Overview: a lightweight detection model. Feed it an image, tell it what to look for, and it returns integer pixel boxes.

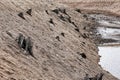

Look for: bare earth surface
[58,0,120,16]
[0,0,118,80]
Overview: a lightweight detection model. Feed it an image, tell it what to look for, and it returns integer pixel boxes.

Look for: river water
[99,46,120,79]
[89,14,120,79]
[97,27,120,41]
[98,27,120,79]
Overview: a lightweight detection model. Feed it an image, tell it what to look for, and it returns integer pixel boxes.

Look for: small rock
[18,12,26,20]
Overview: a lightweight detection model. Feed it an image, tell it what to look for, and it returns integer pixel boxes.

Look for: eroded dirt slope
[0,0,118,80]
[58,0,120,16]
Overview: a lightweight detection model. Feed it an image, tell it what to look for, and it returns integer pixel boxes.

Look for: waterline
[98,46,120,79]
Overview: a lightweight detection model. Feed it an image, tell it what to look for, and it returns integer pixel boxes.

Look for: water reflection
[98,27,120,79]
[98,47,120,79]
[89,14,120,79]
[97,27,120,41]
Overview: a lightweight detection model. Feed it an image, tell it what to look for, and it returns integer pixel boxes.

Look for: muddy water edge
[89,14,120,79]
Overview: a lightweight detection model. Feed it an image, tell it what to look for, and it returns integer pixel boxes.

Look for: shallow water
[97,27,120,41]
[97,27,120,79]
[90,14,120,79]
[98,20,120,28]
[89,14,120,28]
[98,47,120,79]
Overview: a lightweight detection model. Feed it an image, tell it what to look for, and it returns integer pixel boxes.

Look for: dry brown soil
[0,0,118,80]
